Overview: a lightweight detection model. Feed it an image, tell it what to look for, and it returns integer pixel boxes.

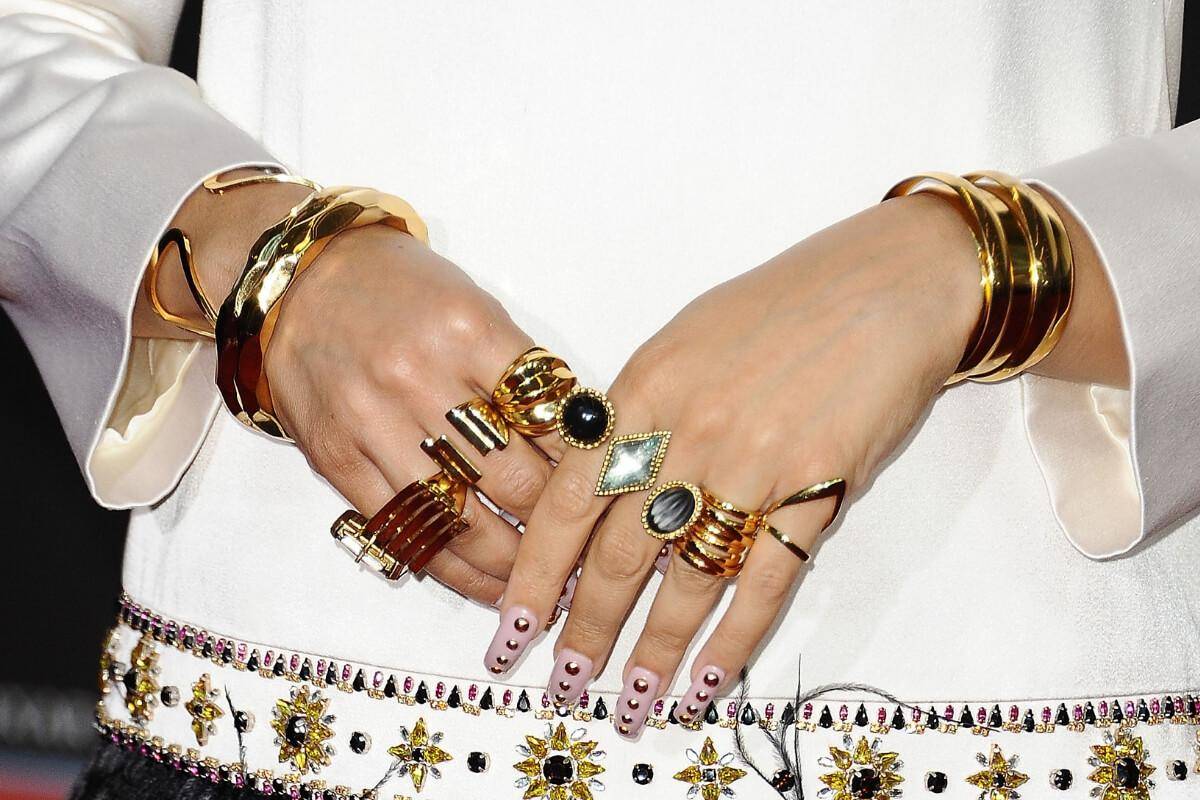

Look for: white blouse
[2,0,1199,778]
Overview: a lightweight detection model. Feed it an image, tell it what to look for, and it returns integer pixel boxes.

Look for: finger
[545,495,661,709]
[361,434,522,581]
[613,550,727,737]
[420,547,506,607]
[678,497,831,718]
[313,439,507,602]
[453,424,554,523]
[486,399,658,675]
[445,491,522,580]
[545,430,707,708]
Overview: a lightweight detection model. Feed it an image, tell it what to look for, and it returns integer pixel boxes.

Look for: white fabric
[2,0,1200,780]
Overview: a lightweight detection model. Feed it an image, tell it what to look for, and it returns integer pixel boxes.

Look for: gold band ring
[330,436,482,579]
[672,489,758,578]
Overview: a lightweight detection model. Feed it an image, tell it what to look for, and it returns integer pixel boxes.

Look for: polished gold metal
[640,480,704,541]
[143,167,319,339]
[216,185,429,439]
[491,346,577,435]
[759,477,847,563]
[883,172,1013,383]
[557,386,616,450]
[884,170,1074,386]
[673,489,758,578]
[964,172,1074,381]
[144,228,219,338]
[446,397,511,455]
[330,436,481,579]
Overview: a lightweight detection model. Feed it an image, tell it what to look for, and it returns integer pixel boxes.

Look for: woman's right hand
[142,172,566,605]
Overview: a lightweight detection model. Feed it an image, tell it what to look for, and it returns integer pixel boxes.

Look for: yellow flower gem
[514,722,606,800]
[388,717,452,793]
[818,735,904,800]
[271,686,335,774]
[123,634,160,725]
[184,673,224,746]
[673,736,747,800]
[1088,729,1156,800]
[965,744,1029,799]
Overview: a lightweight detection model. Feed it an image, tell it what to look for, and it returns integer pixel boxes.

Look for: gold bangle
[215,186,428,439]
[143,167,318,338]
[883,173,1013,383]
[144,227,218,339]
[964,172,1073,381]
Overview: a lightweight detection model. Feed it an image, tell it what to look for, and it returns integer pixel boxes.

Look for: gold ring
[490,347,577,436]
[330,436,482,579]
[446,397,510,455]
[760,477,847,563]
[556,386,616,450]
[672,489,758,578]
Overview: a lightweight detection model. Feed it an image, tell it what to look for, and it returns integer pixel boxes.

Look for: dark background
[0,1,1197,795]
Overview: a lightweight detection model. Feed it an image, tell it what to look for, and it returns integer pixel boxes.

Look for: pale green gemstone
[597,433,668,494]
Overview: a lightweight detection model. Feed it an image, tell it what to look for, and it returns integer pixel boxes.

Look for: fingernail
[653,545,672,574]
[677,665,725,724]
[484,606,538,675]
[547,649,592,708]
[614,667,660,739]
[556,571,579,612]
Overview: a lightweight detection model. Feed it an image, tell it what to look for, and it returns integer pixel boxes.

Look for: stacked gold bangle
[883,171,1074,384]
[215,184,428,439]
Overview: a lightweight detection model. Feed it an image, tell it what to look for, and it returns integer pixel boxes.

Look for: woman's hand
[140,172,568,605]
[488,193,986,735]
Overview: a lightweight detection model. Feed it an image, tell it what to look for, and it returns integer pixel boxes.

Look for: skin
[493,190,1128,738]
[141,169,1128,738]
[138,170,568,606]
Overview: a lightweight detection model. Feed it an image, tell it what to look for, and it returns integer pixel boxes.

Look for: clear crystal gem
[596,433,669,494]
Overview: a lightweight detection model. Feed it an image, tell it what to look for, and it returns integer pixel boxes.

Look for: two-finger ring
[329,436,482,579]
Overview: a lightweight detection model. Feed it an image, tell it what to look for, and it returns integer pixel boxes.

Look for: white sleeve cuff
[91,337,219,508]
[1021,120,1200,558]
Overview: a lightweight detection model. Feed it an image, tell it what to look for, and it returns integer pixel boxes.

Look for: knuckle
[682,400,731,442]
[494,460,546,516]
[751,561,797,607]
[639,625,694,661]
[589,529,650,585]
[305,436,364,483]
[562,610,614,652]
[670,559,724,595]
[440,296,494,347]
[367,346,423,394]
[745,424,783,457]
[545,467,597,524]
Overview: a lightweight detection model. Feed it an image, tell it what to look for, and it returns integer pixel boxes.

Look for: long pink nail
[614,667,660,739]
[547,649,592,707]
[677,665,725,724]
[484,606,538,675]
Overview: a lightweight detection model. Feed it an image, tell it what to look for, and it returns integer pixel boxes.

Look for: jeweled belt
[97,594,1200,798]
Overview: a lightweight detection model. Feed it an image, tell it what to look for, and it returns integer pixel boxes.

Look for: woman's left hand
[486,192,985,737]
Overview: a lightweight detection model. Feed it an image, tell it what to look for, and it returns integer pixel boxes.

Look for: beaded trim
[113,592,1200,738]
